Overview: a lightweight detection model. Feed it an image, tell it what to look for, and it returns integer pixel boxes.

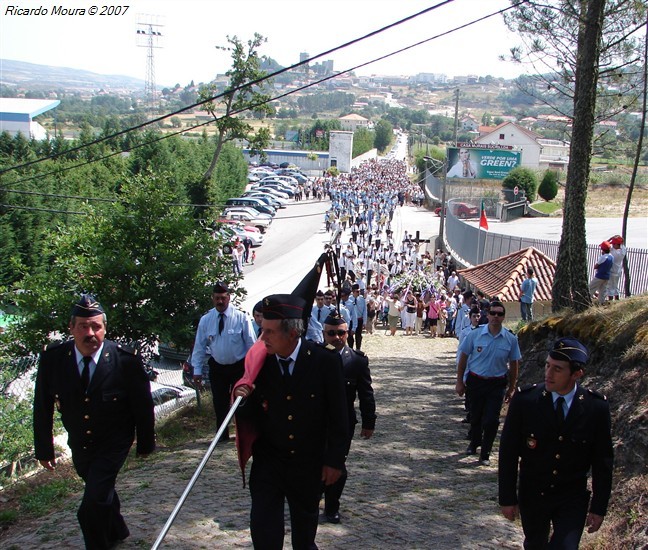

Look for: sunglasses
[326,330,347,337]
[489,311,505,317]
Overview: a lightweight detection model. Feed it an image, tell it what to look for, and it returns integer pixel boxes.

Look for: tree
[502,167,539,201]
[6,173,238,357]
[198,34,273,207]
[538,170,560,201]
[353,127,375,157]
[551,0,607,311]
[374,119,393,153]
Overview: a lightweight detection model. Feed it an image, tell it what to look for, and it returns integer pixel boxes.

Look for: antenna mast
[136,14,164,116]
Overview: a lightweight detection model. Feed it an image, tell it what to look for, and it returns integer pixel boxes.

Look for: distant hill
[0,59,146,93]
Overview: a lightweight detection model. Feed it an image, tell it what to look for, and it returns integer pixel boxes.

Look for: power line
[1,1,528,194]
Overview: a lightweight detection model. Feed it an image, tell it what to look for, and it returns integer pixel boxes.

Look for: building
[0,98,60,140]
[339,113,371,132]
[476,121,570,170]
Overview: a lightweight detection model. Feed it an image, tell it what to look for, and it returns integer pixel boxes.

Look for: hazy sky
[1,0,528,87]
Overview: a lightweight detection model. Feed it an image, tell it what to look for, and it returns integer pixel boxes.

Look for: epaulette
[116,343,138,356]
[586,388,607,400]
[43,340,66,351]
[323,343,337,352]
[351,348,366,357]
[517,383,537,392]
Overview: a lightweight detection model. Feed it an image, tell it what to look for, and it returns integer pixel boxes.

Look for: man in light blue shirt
[519,267,538,322]
[349,284,367,351]
[191,282,256,442]
[306,291,333,343]
[456,301,520,466]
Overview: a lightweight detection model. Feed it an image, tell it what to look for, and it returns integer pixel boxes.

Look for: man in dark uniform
[33,295,155,549]
[233,294,348,550]
[321,312,376,524]
[498,337,614,549]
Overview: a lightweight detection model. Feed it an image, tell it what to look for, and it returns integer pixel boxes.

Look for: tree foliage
[374,119,393,153]
[5,173,238,356]
[538,170,560,201]
[502,167,539,202]
[352,127,375,157]
[198,33,273,203]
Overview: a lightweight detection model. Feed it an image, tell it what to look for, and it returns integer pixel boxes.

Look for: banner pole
[151,395,243,550]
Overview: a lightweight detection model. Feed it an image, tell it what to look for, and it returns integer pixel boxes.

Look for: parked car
[150,381,195,417]
[252,181,295,197]
[224,197,276,216]
[249,186,291,201]
[243,191,287,207]
[260,175,298,188]
[435,202,479,219]
[223,210,272,233]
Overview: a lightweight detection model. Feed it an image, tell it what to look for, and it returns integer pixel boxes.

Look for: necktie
[218,313,225,335]
[278,358,291,381]
[555,396,565,427]
[81,356,91,391]
[317,308,321,322]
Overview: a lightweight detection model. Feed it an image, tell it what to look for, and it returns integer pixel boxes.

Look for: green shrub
[538,170,559,201]
[502,167,539,202]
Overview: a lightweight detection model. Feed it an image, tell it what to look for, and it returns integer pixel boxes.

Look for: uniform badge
[526,437,537,449]
[477,346,483,353]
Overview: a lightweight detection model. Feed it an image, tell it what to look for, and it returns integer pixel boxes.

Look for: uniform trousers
[323,428,354,515]
[348,319,364,350]
[465,373,507,459]
[72,445,131,550]
[519,487,590,549]
[249,454,322,550]
[208,358,245,441]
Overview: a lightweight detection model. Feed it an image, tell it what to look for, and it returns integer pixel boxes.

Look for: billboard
[446,147,521,180]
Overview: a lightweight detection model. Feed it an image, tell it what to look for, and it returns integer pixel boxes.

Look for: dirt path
[2,330,526,549]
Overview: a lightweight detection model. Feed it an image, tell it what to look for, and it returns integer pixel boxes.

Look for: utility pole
[453,88,460,146]
[136,14,164,116]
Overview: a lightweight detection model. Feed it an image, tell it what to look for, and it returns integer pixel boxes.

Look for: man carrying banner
[233,294,348,550]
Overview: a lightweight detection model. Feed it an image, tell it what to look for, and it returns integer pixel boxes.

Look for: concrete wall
[329,131,354,173]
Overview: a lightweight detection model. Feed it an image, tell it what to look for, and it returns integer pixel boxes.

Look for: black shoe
[325,512,340,524]
[465,445,477,455]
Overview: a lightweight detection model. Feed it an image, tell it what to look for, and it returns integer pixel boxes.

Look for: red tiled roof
[457,247,556,302]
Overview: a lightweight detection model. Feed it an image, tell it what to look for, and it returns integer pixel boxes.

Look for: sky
[1,0,528,88]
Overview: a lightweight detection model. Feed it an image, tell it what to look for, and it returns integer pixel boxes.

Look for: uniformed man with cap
[233,294,348,550]
[190,281,256,442]
[498,337,614,549]
[321,311,376,524]
[33,294,155,549]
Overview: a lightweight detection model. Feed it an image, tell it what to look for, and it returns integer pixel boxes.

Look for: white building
[339,113,371,132]
[476,121,570,170]
[0,98,60,140]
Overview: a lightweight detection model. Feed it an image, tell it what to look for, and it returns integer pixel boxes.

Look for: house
[461,115,479,132]
[475,121,570,170]
[339,113,371,132]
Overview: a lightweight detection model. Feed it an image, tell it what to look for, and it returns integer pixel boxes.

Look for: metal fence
[424,169,648,296]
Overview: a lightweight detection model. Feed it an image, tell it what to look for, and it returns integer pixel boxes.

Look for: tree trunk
[622,13,648,297]
[552,0,607,312]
